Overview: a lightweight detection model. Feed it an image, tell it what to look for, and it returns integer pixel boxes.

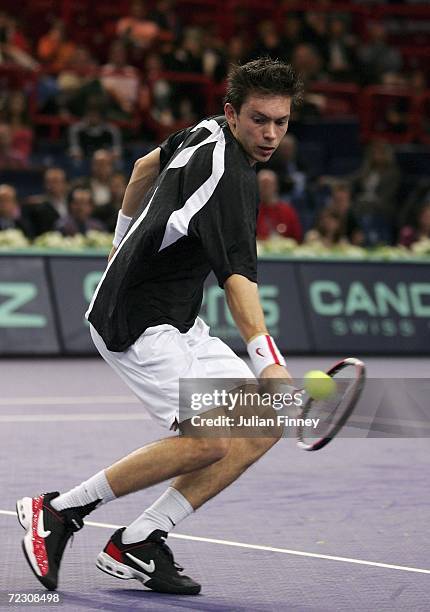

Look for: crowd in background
[0,0,430,249]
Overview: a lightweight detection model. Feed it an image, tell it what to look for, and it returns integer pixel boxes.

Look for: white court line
[1,509,429,576]
[0,396,139,406]
[0,414,150,423]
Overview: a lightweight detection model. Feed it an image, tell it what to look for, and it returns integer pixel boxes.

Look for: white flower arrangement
[0,230,429,259]
[0,229,30,248]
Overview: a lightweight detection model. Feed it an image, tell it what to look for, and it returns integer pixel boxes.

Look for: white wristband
[113,210,133,248]
[247,334,286,377]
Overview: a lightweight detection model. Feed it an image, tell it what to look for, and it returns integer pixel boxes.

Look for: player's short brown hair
[224,57,303,113]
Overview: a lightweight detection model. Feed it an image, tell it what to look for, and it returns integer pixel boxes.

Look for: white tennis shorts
[90,317,255,430]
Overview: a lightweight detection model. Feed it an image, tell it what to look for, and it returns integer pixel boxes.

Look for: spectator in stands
[292,43,327,84]
[93,172,127,232]
[68,97,122,160]
[400,177,430,230]
[302,11,328,64]
[256,170,303,243]
[162,26,207,117]
[77,150,114,207]
[326,15,357,82]
[40,45,100,116]
[399,201,430,248]
[140,52,175,126]
[149,0,181,42]
[281,13,303,61]
[37,20,76,73]
[0,184,33,237]
[0,123,25,169]
[3,90,33,165]
[213,35,248,83]
[117,0,160,50]
[291,44,327,118]
[379,72,409,135]
[409,69,427,96]
[166,26,205,74]
[304,209,348,248]
[24,168,69,236]
[200,27,226,80]
[55,188,106,237]
[352,139,400,244]
[408,70,430,136]
[100,40,141,119]
[266,134,307,204]
[357,21,402,85]
[0,12,39,71]
[326,181,364,246]
[56,46,100,117]
[249,20,287,62]
[230,5,251,38]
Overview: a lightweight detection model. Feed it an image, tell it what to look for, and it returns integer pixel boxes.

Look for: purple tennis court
[1,356,430,611]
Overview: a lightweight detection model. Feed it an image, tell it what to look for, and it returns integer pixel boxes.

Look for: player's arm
[224,274,292,381]
[121,147,161,217]
[109,147,161,261]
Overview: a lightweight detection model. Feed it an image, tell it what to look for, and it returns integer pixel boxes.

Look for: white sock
[51,470,116,512]
[122,487,194,544]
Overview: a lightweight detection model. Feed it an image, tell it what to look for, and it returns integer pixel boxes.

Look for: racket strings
[301,373,357,442]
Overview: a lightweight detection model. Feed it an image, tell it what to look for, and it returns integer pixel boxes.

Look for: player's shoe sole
[96,551,201,594]
[96,528,201,595]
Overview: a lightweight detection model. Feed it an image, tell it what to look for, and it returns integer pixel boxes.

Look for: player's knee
[245,431,281,459]
[192,437,230,464]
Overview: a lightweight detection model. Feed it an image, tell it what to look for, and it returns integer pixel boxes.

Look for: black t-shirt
[86,116,258,351]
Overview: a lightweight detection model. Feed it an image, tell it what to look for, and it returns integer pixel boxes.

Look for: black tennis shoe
[16,492,85,591]
[96,527,201,595]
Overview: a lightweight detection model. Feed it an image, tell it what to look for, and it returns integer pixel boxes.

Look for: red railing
[1,65,430,144]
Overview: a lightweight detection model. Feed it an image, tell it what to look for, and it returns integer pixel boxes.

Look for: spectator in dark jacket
[351,140,400,245]
[55,188,106,236]
[92,172,126,232]
[0,184,34,237]
[357,21,402,85]
[68,98,122,160]
[326,181,364,246]
[24,167,69,236]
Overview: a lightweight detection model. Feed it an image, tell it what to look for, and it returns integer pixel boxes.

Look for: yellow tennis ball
[303,370,336,400]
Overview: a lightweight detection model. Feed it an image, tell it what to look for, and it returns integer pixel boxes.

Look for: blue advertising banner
[1,253,429,355]
[0,257,59,354]
[299,261,430,353]
[49,257,105,353]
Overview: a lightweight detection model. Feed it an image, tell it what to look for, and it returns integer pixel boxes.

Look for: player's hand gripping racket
[295,358,366,451]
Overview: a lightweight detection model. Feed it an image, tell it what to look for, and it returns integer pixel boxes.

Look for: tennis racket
[296,358,366,451]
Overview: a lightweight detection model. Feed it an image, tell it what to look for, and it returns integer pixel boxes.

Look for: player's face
[225,94,291,165]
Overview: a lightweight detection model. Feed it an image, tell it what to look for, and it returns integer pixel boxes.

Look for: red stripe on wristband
[265,334,280,365]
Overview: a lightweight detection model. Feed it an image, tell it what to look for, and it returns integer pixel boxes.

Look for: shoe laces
[157,537,184,572]
[54,525,76,565]
[54,514,84,564]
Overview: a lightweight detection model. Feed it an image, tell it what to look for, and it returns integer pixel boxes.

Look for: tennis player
[17,58,303,595]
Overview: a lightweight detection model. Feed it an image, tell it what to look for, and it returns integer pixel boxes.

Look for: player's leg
[16,323,229,593]
[173,431,281,510]
[16,432,230,591]
[95,436,265,597]
[105,320,282,587]
[101,401,282,594]
[172,318,282,509]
